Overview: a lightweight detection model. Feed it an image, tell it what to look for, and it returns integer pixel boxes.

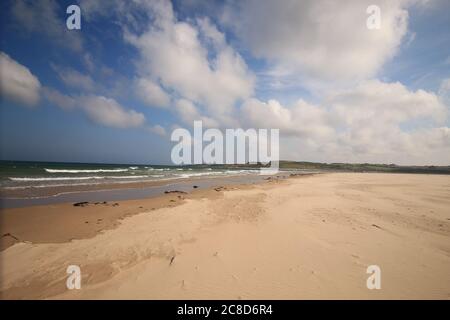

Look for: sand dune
[1,173,449,299]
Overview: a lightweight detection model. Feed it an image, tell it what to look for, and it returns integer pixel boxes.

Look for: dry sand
[0,172,449,299]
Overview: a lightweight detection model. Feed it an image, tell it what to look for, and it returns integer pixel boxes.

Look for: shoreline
[2,169,447,207]
[0,172,300,208]
[0,172,303,250]
[1,172,449,299]
[0,170,315,204]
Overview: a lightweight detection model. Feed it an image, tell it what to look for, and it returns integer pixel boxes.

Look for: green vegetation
[182,161,450,174]
[278,161,450,174]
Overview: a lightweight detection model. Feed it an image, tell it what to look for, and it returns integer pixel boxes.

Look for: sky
[0,0,449,165]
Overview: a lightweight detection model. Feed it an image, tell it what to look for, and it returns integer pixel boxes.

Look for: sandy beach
[1,172,449,299]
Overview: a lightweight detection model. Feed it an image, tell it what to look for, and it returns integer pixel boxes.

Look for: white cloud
[0,52,41,107]
[125,2,254,124]
[79,95,145,128]
[43,87,150,130]
[135,78,170,108]
[328,80,447,125]
[147,124,167,136]
[51,65,96,92]
[175,99,218,128]
[241,98,333,140]
[42,87,76,110]
[224,0,410,82]
[240,80,449,165]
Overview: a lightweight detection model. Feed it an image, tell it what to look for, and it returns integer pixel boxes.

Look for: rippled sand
[1,173,449,299]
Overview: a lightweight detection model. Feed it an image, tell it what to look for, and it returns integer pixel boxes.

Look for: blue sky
[0,0,449,165]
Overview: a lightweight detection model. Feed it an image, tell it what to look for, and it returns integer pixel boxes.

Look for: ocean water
[0,161,265,191]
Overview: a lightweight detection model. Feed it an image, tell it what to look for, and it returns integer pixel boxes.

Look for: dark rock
[73,202,89,207]
[164,190,187,194]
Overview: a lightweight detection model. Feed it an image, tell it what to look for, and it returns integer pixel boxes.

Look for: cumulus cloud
[241,98,333,139]
[51,64,96,92]
[224,0,410,82]
[240,80,449,164]
[0,52,41,107]
[124,1,254,124]
[42,87,148,129]
[135,78,171,108]
[79,95,145,128]
[175,99,218,128]
[328,80,447,125]
[0,51,145,130]
[147,124,167,137]
[42,87,76,110]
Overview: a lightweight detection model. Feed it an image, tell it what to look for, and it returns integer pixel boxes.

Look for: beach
[1,172,449,299]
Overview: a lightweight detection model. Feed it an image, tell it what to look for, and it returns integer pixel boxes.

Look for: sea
[0,160,270,190]
[0,161,316,208]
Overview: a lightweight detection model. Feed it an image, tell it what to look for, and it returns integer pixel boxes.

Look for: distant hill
[278,161,450,174]
[183,161,450,174]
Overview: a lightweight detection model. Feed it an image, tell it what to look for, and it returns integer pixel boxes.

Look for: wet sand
[0,177,266,250]
[1,173,449,299]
